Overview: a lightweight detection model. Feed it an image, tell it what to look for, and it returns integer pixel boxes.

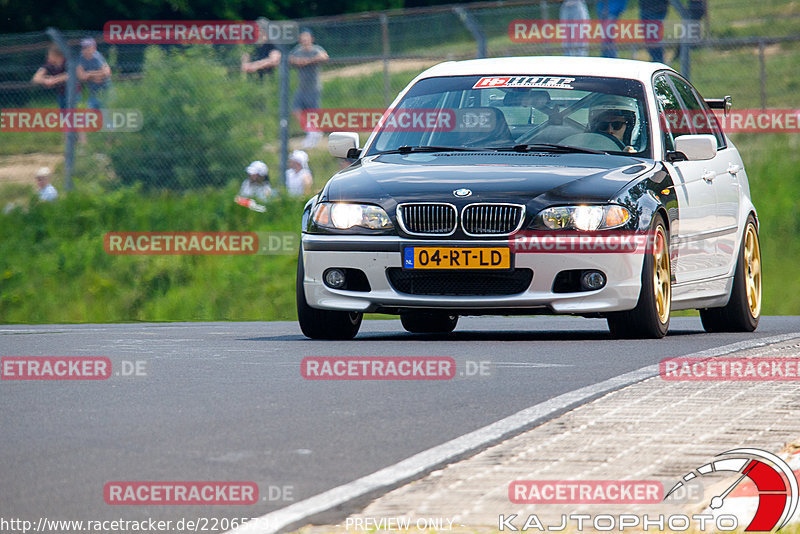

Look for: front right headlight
[311,202,394,231]
[539,205,631,231]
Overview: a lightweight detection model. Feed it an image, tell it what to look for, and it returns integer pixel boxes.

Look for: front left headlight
[311,202,393,231]
[539,205,631,231]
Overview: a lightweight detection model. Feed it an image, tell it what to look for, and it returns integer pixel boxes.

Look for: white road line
[228,331,800,534]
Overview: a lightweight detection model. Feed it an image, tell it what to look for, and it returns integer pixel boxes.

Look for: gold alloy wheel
[744,223,762,317]
[653,225,671,324]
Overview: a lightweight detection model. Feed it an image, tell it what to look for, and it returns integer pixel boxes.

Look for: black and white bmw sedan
[296,56,761,340]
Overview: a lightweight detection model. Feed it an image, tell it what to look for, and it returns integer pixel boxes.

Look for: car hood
[323,152,652,208]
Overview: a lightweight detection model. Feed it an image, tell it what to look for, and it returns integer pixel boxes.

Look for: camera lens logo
[665,448,799,532]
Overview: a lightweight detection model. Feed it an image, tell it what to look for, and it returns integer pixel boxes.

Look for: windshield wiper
[492,143,606,155]
[376,145,487,155]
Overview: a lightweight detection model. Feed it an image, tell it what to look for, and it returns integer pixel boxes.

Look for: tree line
[3,0,484,33]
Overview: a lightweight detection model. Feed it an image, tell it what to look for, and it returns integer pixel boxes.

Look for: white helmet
[246,160,269,177]
[589,95,638,125]
[589,95,638,144]
[289,150,310,169]
[289,150,308,167]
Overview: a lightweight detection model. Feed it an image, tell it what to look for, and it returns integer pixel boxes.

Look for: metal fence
[0,0,798,198]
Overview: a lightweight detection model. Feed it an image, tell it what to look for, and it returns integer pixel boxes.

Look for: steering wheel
[560,132,626,151]
[596,131,627,150]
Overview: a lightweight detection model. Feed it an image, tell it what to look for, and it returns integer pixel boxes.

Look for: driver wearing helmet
[588,95,638,151]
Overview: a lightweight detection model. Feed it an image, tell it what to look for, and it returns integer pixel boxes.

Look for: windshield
[366,75,651,158]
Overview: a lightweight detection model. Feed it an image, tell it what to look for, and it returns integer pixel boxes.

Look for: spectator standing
[286,150,313,196]
[687,0,707,47]
[76,37,111,110]
[559,0,590,57]
[32,45,70,109]
[289,29,329,149]
[640,0,669,62]
[241,18,282,80]
[35,167,58,202]
[597,0,629,57]
[688,0,706,21]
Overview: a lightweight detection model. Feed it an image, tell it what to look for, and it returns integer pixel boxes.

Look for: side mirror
[673,134,717,161]
[328,132,360,159]
[705,95,732,117]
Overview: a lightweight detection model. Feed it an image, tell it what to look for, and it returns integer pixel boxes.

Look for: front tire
[699,215,761,332]
[296,248,362,340]
[400,312,458,334]
[607,214,671,339]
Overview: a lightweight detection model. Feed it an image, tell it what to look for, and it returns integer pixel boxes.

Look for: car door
[669,74,741,274]
[653,74,721,282]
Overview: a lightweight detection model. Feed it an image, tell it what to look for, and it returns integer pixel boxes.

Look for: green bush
[104,46,262,190]
[0,185,306,323]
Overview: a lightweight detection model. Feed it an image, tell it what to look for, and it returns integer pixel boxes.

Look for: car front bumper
[301,235,645,314]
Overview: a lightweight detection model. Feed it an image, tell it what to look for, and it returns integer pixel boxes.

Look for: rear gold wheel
[744,223,762,318]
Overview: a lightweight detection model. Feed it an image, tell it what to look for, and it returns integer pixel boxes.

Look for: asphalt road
[2,316,800,530]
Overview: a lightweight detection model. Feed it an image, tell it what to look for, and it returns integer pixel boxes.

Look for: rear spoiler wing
[705,95,732,116]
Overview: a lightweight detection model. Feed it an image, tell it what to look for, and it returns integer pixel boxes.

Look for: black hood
[323,152,652,209]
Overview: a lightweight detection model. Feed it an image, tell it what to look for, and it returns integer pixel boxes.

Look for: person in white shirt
[285,150,313,196]
[238,160,274,202]
[35,167,58,202]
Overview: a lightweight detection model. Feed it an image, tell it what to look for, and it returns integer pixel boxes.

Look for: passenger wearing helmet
[588,95,638,150]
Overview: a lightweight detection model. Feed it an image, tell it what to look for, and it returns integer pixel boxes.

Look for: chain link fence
[1,0,798,200]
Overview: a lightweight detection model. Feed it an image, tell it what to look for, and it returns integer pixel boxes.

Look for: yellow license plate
[403,247,511,270]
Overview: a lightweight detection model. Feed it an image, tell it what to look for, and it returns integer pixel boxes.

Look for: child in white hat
[285,150,313,196]
[238,160,274,201]
[36,167,58,202]
[236,160,273,212]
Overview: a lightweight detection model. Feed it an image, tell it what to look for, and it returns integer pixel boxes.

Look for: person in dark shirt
[688,0,706,20]
[241,18,281,80]
[597,0,629,58]
[639,0,669,62]
[32,45,69,109]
